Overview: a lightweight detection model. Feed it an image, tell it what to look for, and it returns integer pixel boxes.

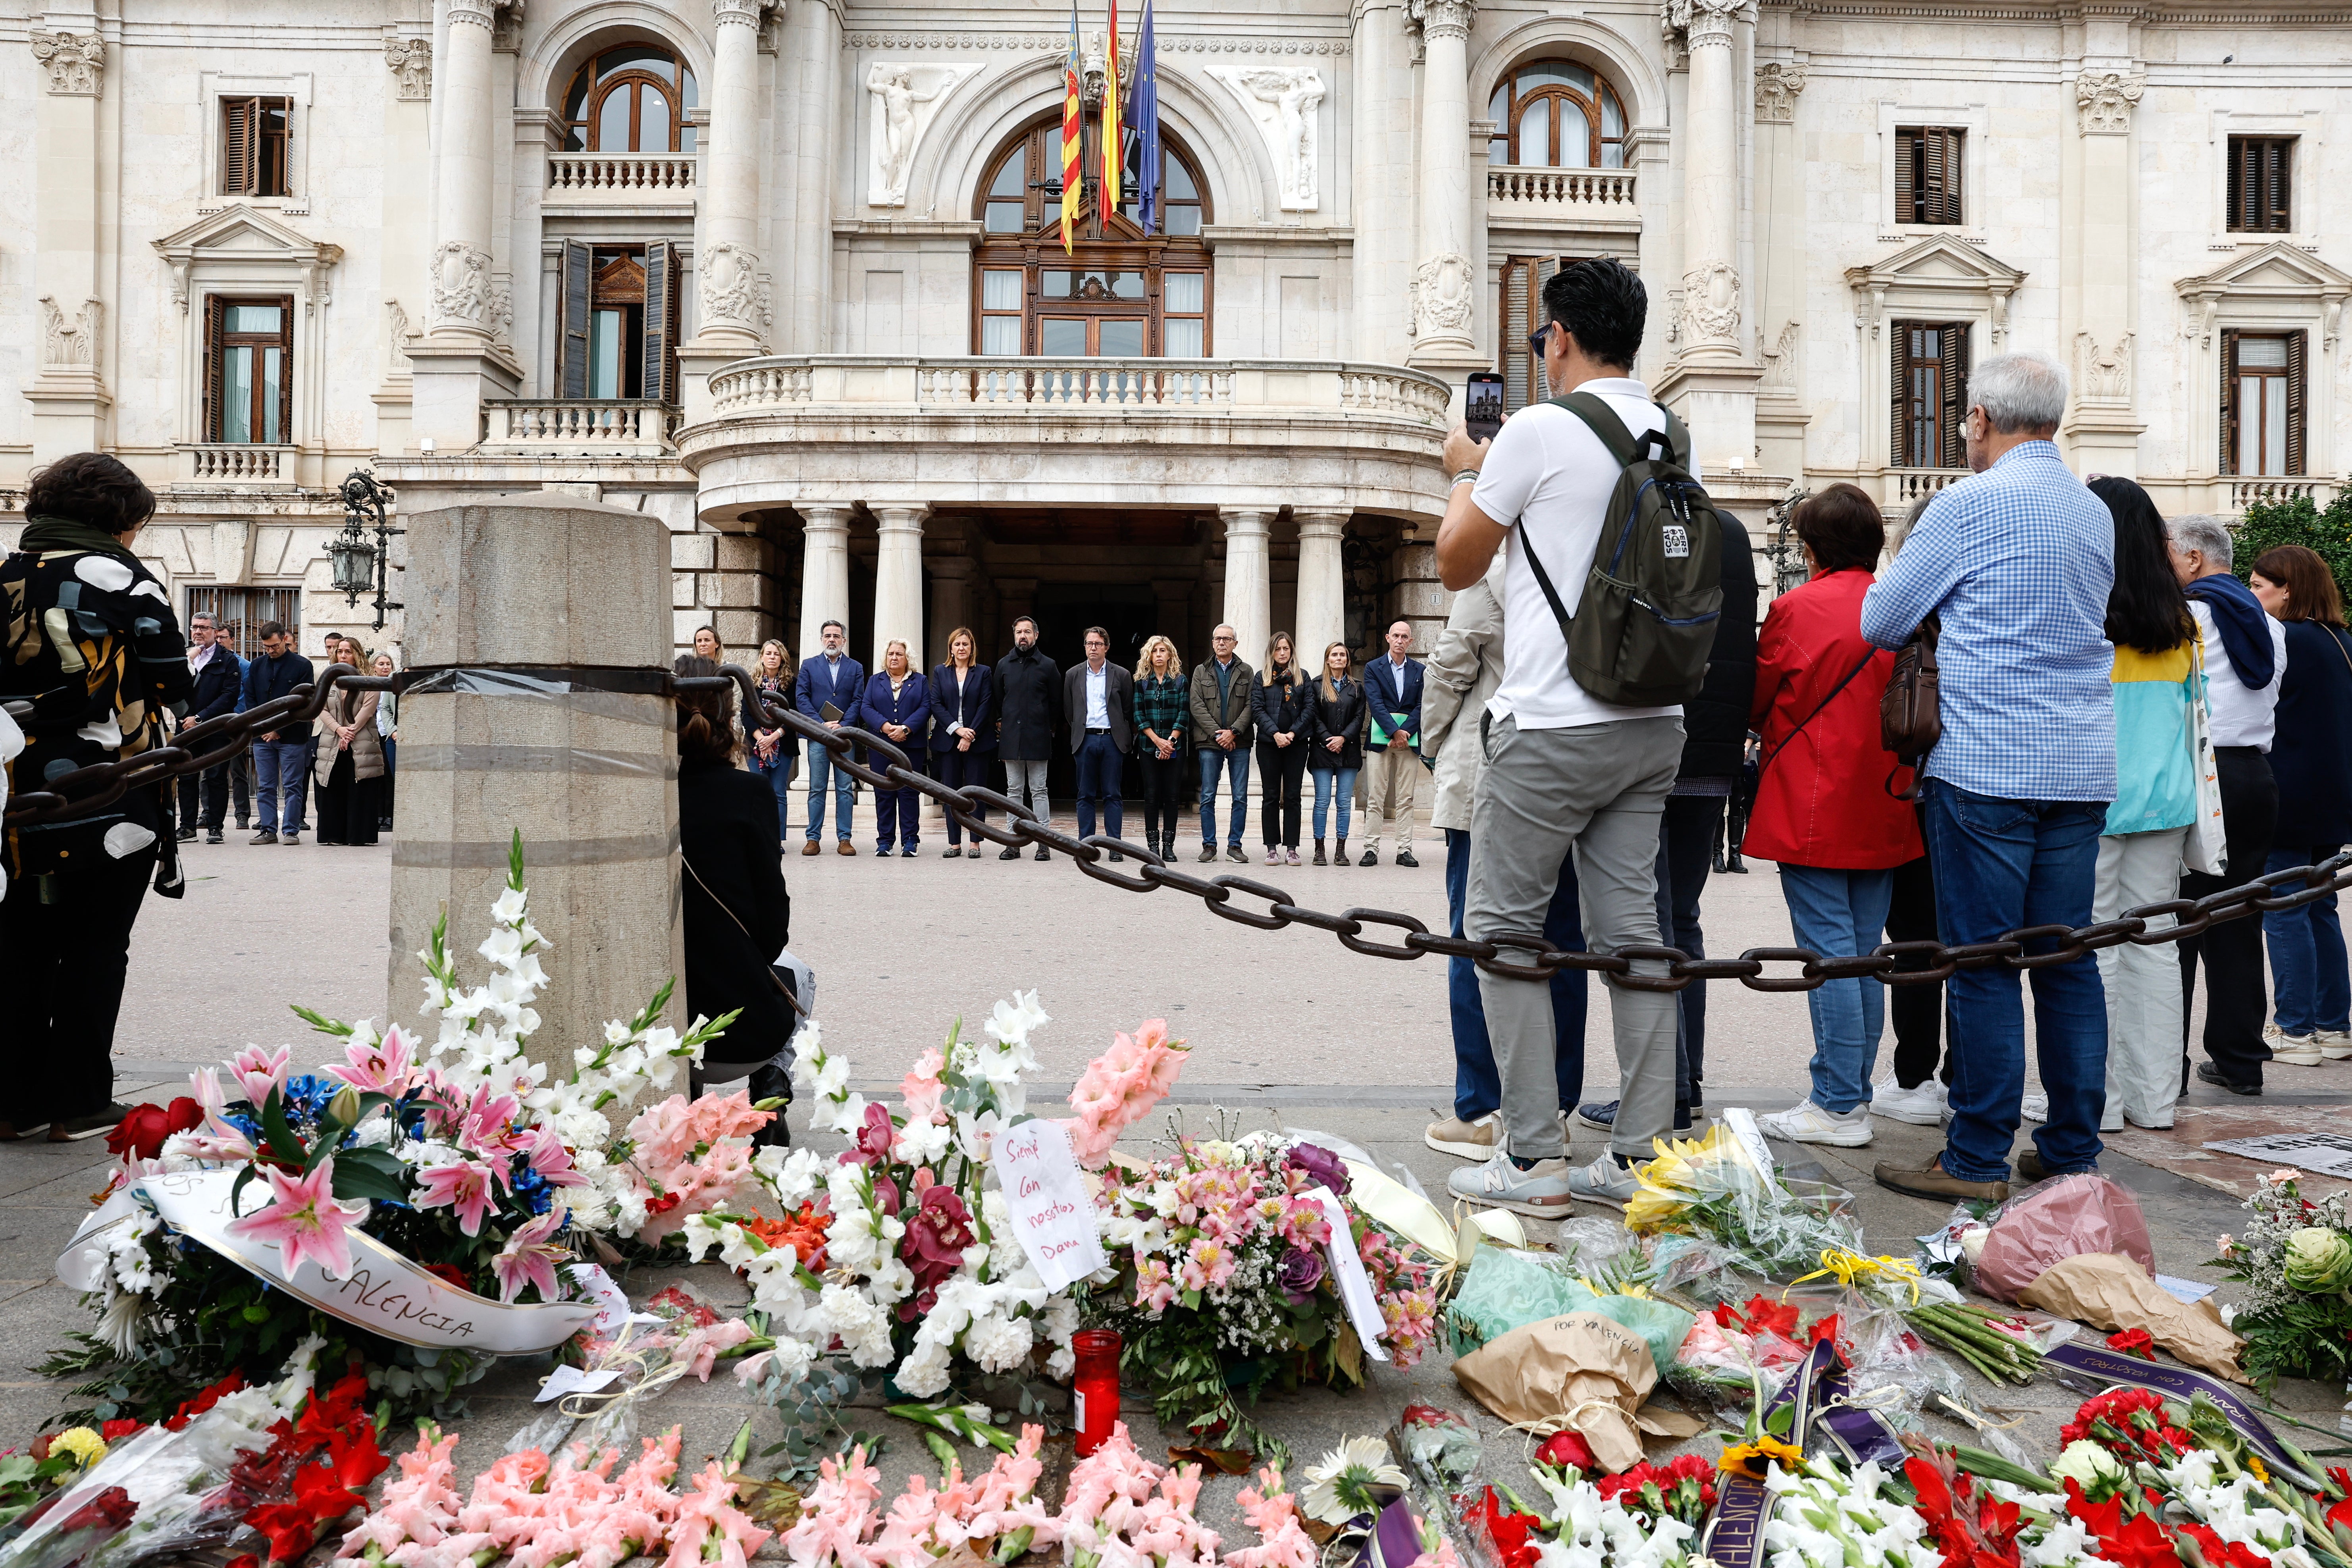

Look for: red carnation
[58,1486,138,1534]
[422,1263,472,1292]
[2107,1328,2157,1360]
[99,1418,144,1441]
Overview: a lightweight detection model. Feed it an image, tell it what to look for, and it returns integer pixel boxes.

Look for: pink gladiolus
[327,1025,417,1096]
[674,1319,754,1382]
[1224,1468,1318,1568]
[224,1154,369,1279]
[339,1427,461,1560]
[414,1160,502,1237]
[1063,1022,1190,1167]
[491,1209,568,1304]
[901,1047,948,1125]
[230,1043,293,1108]
[781,1444,883,1568]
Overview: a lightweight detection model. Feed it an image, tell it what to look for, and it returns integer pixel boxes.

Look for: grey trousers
[1468,713,1684,1161]
[1004,758,1050,826]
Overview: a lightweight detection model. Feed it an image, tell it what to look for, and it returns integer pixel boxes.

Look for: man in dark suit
[1064,625,1135,860]
[1361,619,1427,867]
[994,616,1061,861]
[792,618,866,855]
[179,611,245,844]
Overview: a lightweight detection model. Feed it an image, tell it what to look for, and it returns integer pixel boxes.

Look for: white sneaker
[2265,1024,2325,1067]
[2313,1029,2352,1060]
[1756,1100,1874,1147]
[1424,1111,1502,1161]
[1869,1079,1949,1127]
[1446,1151,1575,1217]
[2020,1093,2048,1123]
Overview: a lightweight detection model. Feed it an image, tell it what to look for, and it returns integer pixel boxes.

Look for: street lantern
[332,470,404,631]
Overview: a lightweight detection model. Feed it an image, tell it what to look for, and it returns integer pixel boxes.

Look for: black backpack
[1517,392,1725,706]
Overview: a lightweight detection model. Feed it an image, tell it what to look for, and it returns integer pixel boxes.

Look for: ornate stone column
[408,0,520,450]
[2063,66,2147,477]
[796,505,854,661]
[693,0,771,354]
[1219,509,1274,673]
[1655,0,1763,472]
[1292,509,1350,676]
[870,503,930,676]
[1406,0,1481,375]
[27,25,111,461]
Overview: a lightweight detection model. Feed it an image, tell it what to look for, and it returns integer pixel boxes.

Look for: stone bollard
[388,493,683,1088]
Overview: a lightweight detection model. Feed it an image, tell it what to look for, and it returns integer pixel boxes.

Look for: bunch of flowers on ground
[2209,1169,2352,1394]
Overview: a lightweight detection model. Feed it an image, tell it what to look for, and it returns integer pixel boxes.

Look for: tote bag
[2184,641,2227,877]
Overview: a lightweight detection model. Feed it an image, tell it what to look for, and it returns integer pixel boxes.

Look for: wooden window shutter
[557,240,593,399]
[643,241,682,404]
[1938,325,1971,469]
[2227,140,2246,229]
[1890,326,1908,465]
[2285,330,2307,475]
[2218,328,2240,474]
[1938,131,1964,224]
[223,97,258,196]
[274,293,295,445]
[1895,130,1917,223]
[2266,140,2291,231]
[202,295,227,442]
[1499,260,1532,411]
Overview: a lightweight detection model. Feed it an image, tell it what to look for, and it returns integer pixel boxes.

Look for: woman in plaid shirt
[1131,635,1190,861]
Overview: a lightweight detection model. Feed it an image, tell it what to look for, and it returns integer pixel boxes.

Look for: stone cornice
[1778,0,2352,17]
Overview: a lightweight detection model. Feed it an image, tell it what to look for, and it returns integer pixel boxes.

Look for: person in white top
[2167,512,2287,1094]
[1431,256,1684,1217]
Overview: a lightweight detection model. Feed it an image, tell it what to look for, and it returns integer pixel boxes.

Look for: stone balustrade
[2229,477,2337,510]
[1486,166,1639,212]
[545,154,698,196]
[1884,467,1968,507]
[185,445,292,482]
[483,399,678,454]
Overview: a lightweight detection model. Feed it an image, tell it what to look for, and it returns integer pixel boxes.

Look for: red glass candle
[1070,1329,1122,1456]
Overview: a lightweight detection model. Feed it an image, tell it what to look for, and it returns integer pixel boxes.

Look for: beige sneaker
[2265,1023,2325,1067]
[2312,1029,2352,1060]
[1424,1111,1501,1161]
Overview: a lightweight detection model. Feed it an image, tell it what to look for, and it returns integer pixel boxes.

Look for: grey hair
[2167,513,2234,571]
[1889,494,1936,557]
[1967,351,2070,434]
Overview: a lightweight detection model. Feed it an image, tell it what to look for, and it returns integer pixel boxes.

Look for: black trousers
[177,762,234,833]
[0,844,156,1126]
[2180,745,2278,1087]
[932,748,989,844]
[1885,846,1957,1088]
[1140,753,1187,840]
[314,752,383,846]
[1660,794,1724,1086]
[1256,741,1308,848]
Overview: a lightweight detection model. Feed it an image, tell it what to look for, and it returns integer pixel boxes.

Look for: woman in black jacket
[674,656,796,1128]
[1250,633,1314,866]
[1306,640,1366,867]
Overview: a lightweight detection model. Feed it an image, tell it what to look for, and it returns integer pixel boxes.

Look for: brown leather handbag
[1879,614,1940,800]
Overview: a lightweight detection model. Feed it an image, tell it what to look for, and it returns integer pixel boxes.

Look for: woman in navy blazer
[928,626,995,860]
[861,639,929,857]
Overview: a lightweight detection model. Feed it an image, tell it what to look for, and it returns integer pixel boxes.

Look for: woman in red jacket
[1747,483,1923,1149]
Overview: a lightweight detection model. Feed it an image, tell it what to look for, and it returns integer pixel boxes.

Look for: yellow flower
[1718,1434,1805,1479]
[1625,1127,1739,1233]
[49,1427,106,1470]
[2247,1456,2269,1483]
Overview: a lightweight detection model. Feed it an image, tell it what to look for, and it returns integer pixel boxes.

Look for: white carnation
[982,1192,1029,1275]
[894,1118,952,1166]
[965,1312,1034,1373]
[893,1340,952,1398]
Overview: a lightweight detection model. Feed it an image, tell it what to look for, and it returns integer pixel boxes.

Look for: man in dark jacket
[1187,624,1255,862]
[994,616,1061,861]
[793,618,865,855]
[241,619,315,845]
[1064,626,1135,858]
[179,611,244,843]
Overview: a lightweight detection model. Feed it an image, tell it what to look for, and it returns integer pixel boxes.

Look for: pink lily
[491,1209,568,1304]
[327,1023,417,1096]
[230,1043,293,1108]
[225,1155,369,1279]
[188,1067,247,1141]
[520,1125,589,1189]
[458,1083,522,1160]
[414,1160,502,1237]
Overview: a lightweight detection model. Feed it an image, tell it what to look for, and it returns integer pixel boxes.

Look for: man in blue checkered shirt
[1859,351,2117,1204]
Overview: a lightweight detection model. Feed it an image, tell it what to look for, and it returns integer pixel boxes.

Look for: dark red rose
[104,1097,205,1162]
[422,1263,472,1291]
[58,1486,137,1534]
[1536,1430,1596,1473]
[1276,1246,1326,1304]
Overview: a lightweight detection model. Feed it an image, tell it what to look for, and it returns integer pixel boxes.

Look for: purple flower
[1285,1142,1350,1197]
[1277,1246,1327,1304]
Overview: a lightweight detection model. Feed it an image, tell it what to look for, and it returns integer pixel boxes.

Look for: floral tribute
[50,838,762,1427]
[2209,1169,2352,1394]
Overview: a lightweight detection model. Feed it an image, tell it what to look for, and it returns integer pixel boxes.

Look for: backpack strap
[1550,391,1687,468]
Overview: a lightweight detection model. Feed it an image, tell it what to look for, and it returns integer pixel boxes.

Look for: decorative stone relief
[1760,322,1799,387]
[384,36,431,101]
[1754,61,1807,123]
[1682,261,1742,344]
[445,0,498,31]
[713,0,773,24]
[385,299,414,372]
[2075,70,2144,135]
[2075,331,2132,401]
[1663,0,1742,49]
[488,275,514,347]
[1409,252,1475,341]
[1407,0,1476,44]
[838,32,1348,54]
[1207,67,1325,212]
[31,30,104,96]
[865,62,977,208]
[701,242,765,337]
[429,240,491,327]
[491,0,525,52]
[39,297,102,368]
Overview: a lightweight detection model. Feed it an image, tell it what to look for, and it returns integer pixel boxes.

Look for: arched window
[561,44,699,153]
[971,118,1212,357]
[1487,61,1626,168]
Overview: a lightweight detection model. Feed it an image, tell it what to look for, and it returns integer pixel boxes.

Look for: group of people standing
[723,614,1438,865]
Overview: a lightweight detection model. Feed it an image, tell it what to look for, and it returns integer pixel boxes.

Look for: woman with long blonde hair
[1131,633,1189,859]
[747,638,796,841]
[928,625,994,859]
[859,638,929,855]
[1250,631,1314,865]
[1306,640,1365,865]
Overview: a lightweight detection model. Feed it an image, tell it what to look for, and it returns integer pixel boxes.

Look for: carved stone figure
[1761,321,1799,387]
[489,276,514,347]
[386,299,414,372]
[31,30,105,96]
[1209,67,1325,211]
[1682,261,1742,344]
[39,297,102,369]
[865,63,975,208]
[2075,69,2144,135]
[2075,331,2132,401]
[1410,252,1475,341]
[1754,61,1807,123]
[701,241,763,335]
[430,240,490,327]
[384,36,432,101]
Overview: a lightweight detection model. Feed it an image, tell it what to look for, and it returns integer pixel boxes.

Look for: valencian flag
[1101,0,1123,209]
[1060,0,1083,253]
[1133,0,1160,233]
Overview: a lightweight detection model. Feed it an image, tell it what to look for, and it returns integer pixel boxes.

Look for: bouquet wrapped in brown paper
[1449,1311,1702,1473]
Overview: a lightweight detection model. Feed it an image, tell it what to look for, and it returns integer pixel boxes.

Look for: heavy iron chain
[12,662,2350,995]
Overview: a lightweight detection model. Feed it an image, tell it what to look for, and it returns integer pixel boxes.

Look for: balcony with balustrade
[1486,167,1640,230]
[481,400,678,457]
[179,445,298,486]
[1880,468,1970,509]
[543,153,698,211]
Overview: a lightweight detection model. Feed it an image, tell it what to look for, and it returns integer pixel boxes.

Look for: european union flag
[1133,0,1161,234]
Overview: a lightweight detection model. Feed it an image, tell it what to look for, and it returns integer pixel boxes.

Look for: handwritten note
[566,1264,660,1337]
[993,1119,1108,1292]
[1302,1185,1389,1363]
[537,1364,622,1403]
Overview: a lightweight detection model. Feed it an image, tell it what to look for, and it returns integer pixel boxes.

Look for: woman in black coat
[1305,640,1366,866]
[674,656,796,1122]
[1250,633,1315,866]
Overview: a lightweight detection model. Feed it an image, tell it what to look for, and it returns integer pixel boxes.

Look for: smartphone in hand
[1465,371,1505,444]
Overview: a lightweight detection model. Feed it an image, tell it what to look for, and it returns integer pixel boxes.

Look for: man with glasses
[1189,624,1256,862]
[179,611,245,844]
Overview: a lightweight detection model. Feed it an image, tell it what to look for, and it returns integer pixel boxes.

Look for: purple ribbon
[1701,1339,1845,1568]
[2042,1341,2319,1486]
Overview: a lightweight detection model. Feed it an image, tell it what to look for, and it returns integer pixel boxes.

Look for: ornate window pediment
[1844,235,2025,346]
[2175,240,2350,352]
[151,204,342,457]
[153,204,343,315]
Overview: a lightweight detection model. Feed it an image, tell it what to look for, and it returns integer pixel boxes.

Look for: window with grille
[2220,330,2305,476]
[186,587,301,655]
[1895,128,1964,225]
[223,97,292,198]
[1891,321,1969,469]
[2226,137,2293,233]
[204,296,294,445]
[1496,256,1575,412]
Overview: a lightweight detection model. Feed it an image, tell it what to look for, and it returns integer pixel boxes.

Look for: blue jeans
[2264,843,2349,1034]
[1447,827,1588,1120]
[804,738,853,842]
[1075,731,1126,841]
[748,743,792,836]
[1198,745,1250,846]
[252,740,311,832]
[1311,766,1358,840]
[1921,779,2109,1181]
[1779,863,1897,1115]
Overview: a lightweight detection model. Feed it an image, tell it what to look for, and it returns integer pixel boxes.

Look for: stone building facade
[2,0,2346,698]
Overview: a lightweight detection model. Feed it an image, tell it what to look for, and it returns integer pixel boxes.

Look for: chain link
[16,659,2347,997]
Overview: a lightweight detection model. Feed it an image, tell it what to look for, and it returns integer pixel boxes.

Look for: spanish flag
[1060,0,1083,253]
[1102,0,1123,210]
